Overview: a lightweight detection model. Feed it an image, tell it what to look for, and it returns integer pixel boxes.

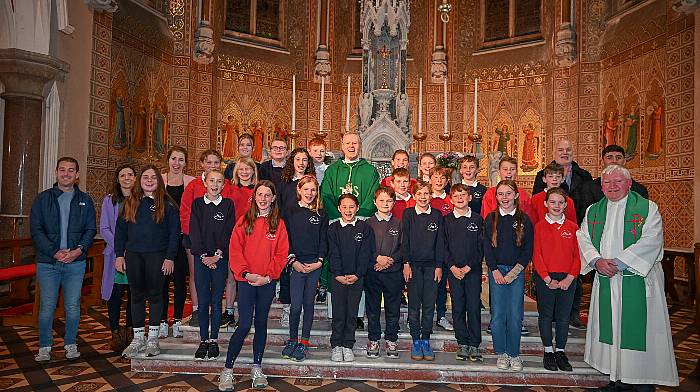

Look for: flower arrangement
[436,152,464,169]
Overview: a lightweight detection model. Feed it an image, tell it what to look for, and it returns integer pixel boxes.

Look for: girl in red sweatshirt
[219,180,289,391]
[532,187,581,373]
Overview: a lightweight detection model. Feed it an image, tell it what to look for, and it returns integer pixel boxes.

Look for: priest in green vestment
[577,165,678,391]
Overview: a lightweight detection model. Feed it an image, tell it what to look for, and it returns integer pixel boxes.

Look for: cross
[627,214,645,240]
[377,45,392,89]
[377,45,392,60]
[588,213,602,240]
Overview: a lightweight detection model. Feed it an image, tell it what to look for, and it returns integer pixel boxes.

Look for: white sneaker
[145,338,161,357]
[122,336,146,358]
[280,305,290,327]
[251,366,268,389]
[342,347,354,362]
[496,353,510,370]
[218,368,235,391]
[510,355,523,371]
[437,316,454,331]
[64,344,80,360]
[331,346,343,362]
[35,346,51,362]
[158,322,169,338]
[172,320,183,338]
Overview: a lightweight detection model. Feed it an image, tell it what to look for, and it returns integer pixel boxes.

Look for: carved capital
[314,46,331,82]
[84,0,118,13]
[554,23,577,67]
[672,0,700,13]
[193,22,215,65]
[430,49,447,83]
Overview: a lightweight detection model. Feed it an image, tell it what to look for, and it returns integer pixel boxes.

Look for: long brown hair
[110,164,137,206]
[296,174,322,213]
[490,180,526,248]
[280,148,315,182]
[122,165,173,224]
[241,180,282,236]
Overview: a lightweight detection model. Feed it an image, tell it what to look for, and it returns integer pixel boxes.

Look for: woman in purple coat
[100,164,137,352]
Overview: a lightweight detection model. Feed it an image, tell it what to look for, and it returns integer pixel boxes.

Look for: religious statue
[113,97,127,149]
[132,105,148,152]
[493,125,513,157]
[624,110,639,160]
[251,124,264,162]
[520,123,539,172]
[153,110,167,155]
[193,22,215,65]
[359,92,374,129]
[602,111,617,147]
[222,115,238,158]
[646,101,664,159]
[488,151,504,187]
[396,93,409,130]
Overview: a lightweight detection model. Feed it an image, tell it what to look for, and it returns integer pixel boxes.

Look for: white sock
[133,327,145,340]
[556,348,565,352]
[148,325,159,339]
[192,305,199,311]
[544,346,554,353]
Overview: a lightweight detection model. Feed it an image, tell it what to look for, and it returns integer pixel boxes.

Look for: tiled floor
[0,299,698,391]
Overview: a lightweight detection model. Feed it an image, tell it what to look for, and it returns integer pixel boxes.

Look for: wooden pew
[662,247,695,305]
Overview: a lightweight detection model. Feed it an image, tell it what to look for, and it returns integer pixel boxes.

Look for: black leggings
[107,283,132,331]
[535,272,576,349]
[126,250,166,328]
[225,281,276,369]
[289,267,322,340]
[161,242,187,321]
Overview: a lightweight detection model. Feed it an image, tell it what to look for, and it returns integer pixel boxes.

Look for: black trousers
[365,269,403,342]
[407,265,438,341]
[160,241,187,321]
[535,272,576,349]
[448,268,482,347]
[107,283,132,331]
[125,250,166,328]
[278,267,291,304]
[289,267,322,340]
[330,277,364,348]
[570,275,583,319]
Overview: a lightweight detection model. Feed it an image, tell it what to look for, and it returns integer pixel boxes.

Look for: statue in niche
[396,93,409,130]
[520,123,539,172]
[250,123,264,162]
[222,115,239,158]
[602,111,617,147]
[153,110,167,155]
[360,92,374,129]
[623,109,639,160]
[646,101,664,159]
[493,125,513,157]
[371,140,392,159]
[113,96,127,149]
[132,104,148,152]
[488,151,504,187]
[274,123,288,143]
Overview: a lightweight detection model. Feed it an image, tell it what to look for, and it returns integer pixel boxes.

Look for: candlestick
[319,76,324,133]
[443,77,448,135]
[473,78,478,135]
[292,75,296,130]
[345,75,351,133]
[418,78,423,135]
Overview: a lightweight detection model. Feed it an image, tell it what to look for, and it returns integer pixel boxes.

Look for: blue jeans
[489,264,525,357]
[37,260,86,348]
[194,258,228,341]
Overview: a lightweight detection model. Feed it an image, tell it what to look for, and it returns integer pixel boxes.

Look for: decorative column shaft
[314,0,331,81]
[554,0,576,67]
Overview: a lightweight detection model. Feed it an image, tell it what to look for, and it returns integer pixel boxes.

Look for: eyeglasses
[271,146,287,151]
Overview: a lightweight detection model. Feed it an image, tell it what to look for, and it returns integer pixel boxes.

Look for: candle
[345,75,351,133]
[418,78,423,134]
[473,78,478,135]
[443,77,448,135]
[292,75,296,130]
[319,76,325,132]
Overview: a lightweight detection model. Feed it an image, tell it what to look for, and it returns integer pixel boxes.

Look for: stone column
[554,0,576,67]
[314,0,331,81]
[0,48,68,238]
[431,0,449,83]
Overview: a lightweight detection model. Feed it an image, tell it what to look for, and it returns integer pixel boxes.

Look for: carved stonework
[430,49,447,83]
[85,0,118,13]
[554,23,577,67]
[314,46,331,82]
[673,0,700,13]
[193,22,215,65]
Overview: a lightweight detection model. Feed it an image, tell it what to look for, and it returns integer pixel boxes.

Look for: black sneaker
[207,342,219,360]
[486,323,492,334]
[543,352,558,371]
[316,287,327,303]
[356,317,364,330]
[520,325,529,336]
[554,351,573,372]
[401,293,408,306]
[221,312,235,329]
[194,341,208,360]
[189,310,199,327]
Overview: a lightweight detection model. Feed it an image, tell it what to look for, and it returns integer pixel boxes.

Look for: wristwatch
[242,271,249,279]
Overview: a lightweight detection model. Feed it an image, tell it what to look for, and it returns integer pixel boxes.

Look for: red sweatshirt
[430,192,454,216]
[532,217,581,279]
[229,217,289,281]
[180,176,232,235]
[228,183,254,222]
[529,191,577,226]
[392,194,414,219]
[480,186,535,222]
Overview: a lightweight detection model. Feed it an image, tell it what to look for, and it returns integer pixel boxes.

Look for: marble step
[176,319,587,355]
[131,342,607,388]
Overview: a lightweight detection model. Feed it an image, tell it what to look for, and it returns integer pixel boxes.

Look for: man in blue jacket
[30,157,96,362]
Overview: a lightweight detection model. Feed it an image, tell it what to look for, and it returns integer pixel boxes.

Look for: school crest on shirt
[441,204,451,212]
[354,232,364,242]
[266,233,277,241]
[512,221,523,229]
[149,204,156,212]
[560,230,573,239]
[388,227,399,236]
[427,222,438,232]
[472,191,482,199]
[309,215,320,225]
[466,223,479,232]
[213,212,225,221]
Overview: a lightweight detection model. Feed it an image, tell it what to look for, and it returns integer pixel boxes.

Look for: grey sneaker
[456,344,469,361]
[468,346,483,362]
[64,344,80,360]
[496,353,510,370]
[437,316,454,331]
[331,346,343,362]
[122,336,146,358]
[251,366,268,389]
[172,320,183,338]
[510,355,523,371]
[386,340,399,358]
[145,338,161,357]
[366,340,379,358]
[35,346,51,362]
[280,305,290,327]
[342,347,354,362]
[158,322,169,338]
[218,368,235,391]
